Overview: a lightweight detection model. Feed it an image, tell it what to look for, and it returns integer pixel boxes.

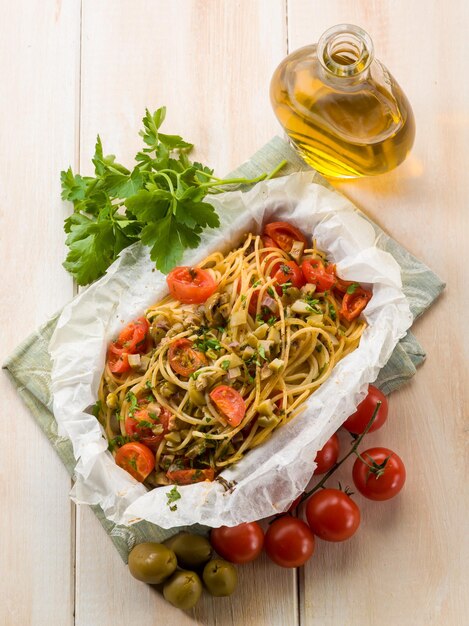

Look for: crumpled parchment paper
[49,172,412,529]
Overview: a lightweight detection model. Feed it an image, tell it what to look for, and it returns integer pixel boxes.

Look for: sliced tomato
[210,385,246,427]
[264,222,308,253]
[168,338,207,377]
[261,234,279,249]
[248,289,260,317]
[334,274,354,293]
[166,468,215,485]
[117,316,149,353]
[166,266,217,304]
[107,343,130,374]
[272,260,305,293]
[339,287,372,321]
[125,406,171,449]
[301,258,336,292]
[114,442,155,482]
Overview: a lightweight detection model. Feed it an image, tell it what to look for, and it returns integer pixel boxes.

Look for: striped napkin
[3,137,445,561]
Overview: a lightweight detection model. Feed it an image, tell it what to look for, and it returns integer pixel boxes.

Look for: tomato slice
[166,266,217,304]
[339,287,372,321]
[272,260,305,293]
[301,258,336,292]
[168,338,207,377]
[248,289,260,317]
[125,406,171,449]
[261,234,279,249]
[117,316,149,353]
[334,274,354,293]
[264,222,308,253]
[166,468,215,485]
[107,343,130,374]
[114,442,155,482]
[210,385,246,427]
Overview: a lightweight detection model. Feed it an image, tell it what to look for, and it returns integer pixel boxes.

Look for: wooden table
[1,2,468,625]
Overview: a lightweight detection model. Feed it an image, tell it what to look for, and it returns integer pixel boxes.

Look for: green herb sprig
[61,107,286,285]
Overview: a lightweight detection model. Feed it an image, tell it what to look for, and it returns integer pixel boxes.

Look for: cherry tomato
[125,406,171,448]
[305,489,360,542]
[264,222,308,253]
[166,468,215,485]
[107,344,130,374]
[339,286,372,321]
[272,260,305,292]
[342,385,388,434]
[262,234,279,249]
[265,516,315,568]
[248,288,260,317]
[114,442,155,482]
[210,522,264,564]
[210,385,246,427]
[168,338,207,377]
[313,433,340,475]
[334,274,354,293]
[166,266,217,304]
[301,258,336,292]
[117,316,149,353]
[352,447,406,501]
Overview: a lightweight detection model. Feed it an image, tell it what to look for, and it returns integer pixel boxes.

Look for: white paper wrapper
[50,172,412,529]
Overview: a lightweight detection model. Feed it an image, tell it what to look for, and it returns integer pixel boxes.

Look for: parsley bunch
[61,107,285,285]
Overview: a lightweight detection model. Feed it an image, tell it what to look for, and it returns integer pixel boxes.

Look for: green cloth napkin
[3,137,445,562]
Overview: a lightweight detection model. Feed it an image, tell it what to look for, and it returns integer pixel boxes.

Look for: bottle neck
[317,24,374,84]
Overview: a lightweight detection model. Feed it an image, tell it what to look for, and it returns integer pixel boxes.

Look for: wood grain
[0,1,80,625]
[2,1,469,624]
[288,2,469,624]
[75,2,294,625]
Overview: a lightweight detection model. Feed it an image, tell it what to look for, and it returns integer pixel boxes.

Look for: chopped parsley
[145,380,153,389]
[347,283,359,294]
[281,281,292,295]
[91,401,102,418]
[126,391,139,416]
[193,335,221,352]
[267,286,275,297]
[221,360,231,371]
[166,486,181,511]
[240,294,247,303]
[329,304,337,320]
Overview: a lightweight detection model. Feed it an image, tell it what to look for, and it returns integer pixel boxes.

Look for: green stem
[153,171,174,193]
[265,159,287,180]
[297,401,382,505]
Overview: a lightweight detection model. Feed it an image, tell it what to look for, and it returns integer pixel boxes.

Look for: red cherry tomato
[168,338,207,377]
[264,221,308,253]
[352,447,406,501]
[342,385,388,434]
[305,489,360,542]
[210,385,246,427]
[339,286,372,321]
[166,468,215,485]
[125,406,171,449]
[117,316,149,353]
[166,266,217,304]
[272,260,305,292]
[262,234,279,249]
[210,522,264,564]
[114,442,155,482]
[301,258,336,292]
[313,433,340,475]
[107,344,130,374]
[248,288,260,317]
[265,516,315,568]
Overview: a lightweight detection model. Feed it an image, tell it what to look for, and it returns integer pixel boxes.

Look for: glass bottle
[270,24,415,178]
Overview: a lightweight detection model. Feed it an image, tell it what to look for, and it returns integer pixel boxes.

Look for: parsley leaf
[166,486,181,511]
[60,106,285,285]
[347,283,359,294]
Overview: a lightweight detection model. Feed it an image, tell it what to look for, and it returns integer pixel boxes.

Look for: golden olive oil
[270,25,415,178]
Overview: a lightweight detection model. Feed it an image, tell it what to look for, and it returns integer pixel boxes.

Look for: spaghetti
[96,223,370,487]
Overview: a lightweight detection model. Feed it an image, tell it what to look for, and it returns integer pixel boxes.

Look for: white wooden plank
[75,2,297,625]
[0,1,80,624]
[288,2,469,624]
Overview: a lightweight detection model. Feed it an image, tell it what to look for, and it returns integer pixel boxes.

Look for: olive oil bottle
[270,24,415,178]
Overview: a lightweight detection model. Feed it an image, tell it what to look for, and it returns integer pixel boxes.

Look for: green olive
[164,532,212,568]
[203,559,238,597]
[163,570,203,610]
[128,542,177,584]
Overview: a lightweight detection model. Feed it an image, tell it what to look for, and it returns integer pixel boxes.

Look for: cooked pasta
[96,224,370,487]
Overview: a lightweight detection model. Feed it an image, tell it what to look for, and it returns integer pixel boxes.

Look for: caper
[164,532,212,568]
[163,570,202,610]
[203,559,238,597]
[128,542,177,584]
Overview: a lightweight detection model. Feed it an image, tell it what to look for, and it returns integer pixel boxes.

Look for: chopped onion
[231,309,247,326]
[128,353,141,368]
